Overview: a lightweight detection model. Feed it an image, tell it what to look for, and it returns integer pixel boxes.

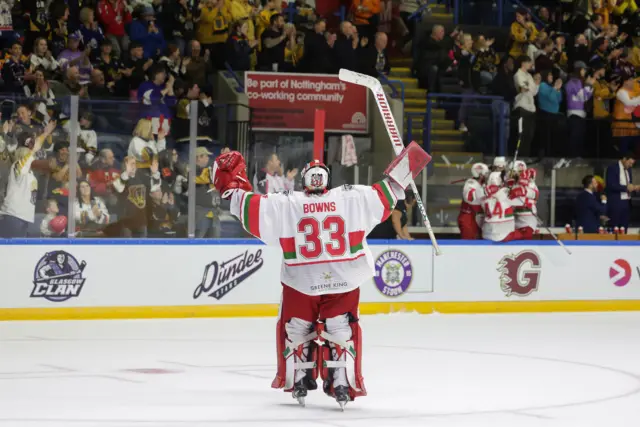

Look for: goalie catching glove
[210,151,252,198]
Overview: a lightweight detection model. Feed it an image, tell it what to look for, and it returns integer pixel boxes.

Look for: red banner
[245,72,368,133]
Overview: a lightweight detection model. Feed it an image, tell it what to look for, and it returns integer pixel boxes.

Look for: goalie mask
[301,160,330,194]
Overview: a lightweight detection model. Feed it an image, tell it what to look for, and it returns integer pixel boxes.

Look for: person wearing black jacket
[226,19,257,72]
[299,18,334,73]
[334,21,359,72]
[160,0,195,56]
[416,24,456,92]
[358,32,390,77]
[258,13,287,71]
[568,33,590,72]
[491,56,517,104]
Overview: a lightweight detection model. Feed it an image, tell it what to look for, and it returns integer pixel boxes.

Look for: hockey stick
[338,69,442,256]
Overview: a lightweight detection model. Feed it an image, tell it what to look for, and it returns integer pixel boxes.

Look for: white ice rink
[2,312,640,427]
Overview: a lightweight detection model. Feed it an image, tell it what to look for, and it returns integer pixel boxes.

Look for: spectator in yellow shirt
[196,0,232,70]
[230,0,257,41]
[256,0,281,49]
[509,8,538,58]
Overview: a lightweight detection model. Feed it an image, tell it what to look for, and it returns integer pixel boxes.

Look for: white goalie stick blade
[338,68,442,256]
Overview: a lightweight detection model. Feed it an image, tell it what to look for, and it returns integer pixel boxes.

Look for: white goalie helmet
[301,159,330,194]
[509,160,527,174]
[493,156,507,170]
[471,163,490,180]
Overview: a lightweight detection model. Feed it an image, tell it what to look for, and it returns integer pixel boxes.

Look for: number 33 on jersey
[228,180,402,296]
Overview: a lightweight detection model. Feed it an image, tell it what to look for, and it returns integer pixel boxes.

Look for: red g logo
[497,250,542,297]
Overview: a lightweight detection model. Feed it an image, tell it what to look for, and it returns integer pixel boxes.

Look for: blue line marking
[0,239,638,246]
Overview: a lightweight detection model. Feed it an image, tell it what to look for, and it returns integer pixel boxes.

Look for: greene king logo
[497,250,541,297]
[193,249,264,300]
[32,251,87,302]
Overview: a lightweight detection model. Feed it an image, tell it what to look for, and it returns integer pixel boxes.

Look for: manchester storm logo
[373,250,413,297]
[32,251,87,302]
[497,250,541,297]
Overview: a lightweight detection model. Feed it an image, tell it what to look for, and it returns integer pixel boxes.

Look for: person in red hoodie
[97,0,132,59]
[87,148,120,209]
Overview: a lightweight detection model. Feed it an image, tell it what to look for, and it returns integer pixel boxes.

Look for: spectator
[526,31,548,64]
[130,6,166,60]
[351,0,381,41]
[455,33,474,132]
[88,69,116,99]
[253,152,296,194]
[58,33,91,79]
[283,23,304,71]
[550,34,569,78]
[585,13,605,43]
[78,7,105,59]
[75,112,99,167]
[509,8,538,59]
[47,140,83,201]
[513,55,540,157]
[12,104,49,157]
[192,146,222,238]
[94,39,123,87]
[40,199,64,237]
[109,155,161,237]
[159,44,184,77]
[568,34,590,70]
[97,0,133,59]
[605,153,638,231]
[30,38,60,78]
[256,0,281,42]
[592,62,617,119]
[613,75,640,154]
[537,6,557,33]
[164,0,195,55]
[181,40,212,87]
[148,183,180,237]
[196,0,231,70]
[368,191,415,239]
[128,118,167,169]
[399,0,426,49]
[75,179,110,233]
[534,39,556,74]
[472,36,498,90]
[593,0,614,29]
[0,121,56,238]
[25,68,56,122]
[50,3,70,57]
[258,13,288,71]
[226,19,258,72]
[492,55,517,104]
[120,41,154,98]
[173,82,216,154]
[565,61,594,157]
[138,66,176,136]
[417,24,455,93]
[230,0,257,43]
[2,41,31,94]
[359,31,390,77]
[24,0,51,55]
[300,17,333,73]
[86,148,120,208]
[157,148,180,189]
[575,174,608,233]
[536,70,563,155]
[334,21,359,73]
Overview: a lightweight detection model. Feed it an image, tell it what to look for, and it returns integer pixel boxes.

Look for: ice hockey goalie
[210,142,431,409]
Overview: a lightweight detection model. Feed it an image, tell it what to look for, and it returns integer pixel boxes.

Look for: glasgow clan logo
[497,250,541,297]
[32,251,87,302]
[374,250,412,297]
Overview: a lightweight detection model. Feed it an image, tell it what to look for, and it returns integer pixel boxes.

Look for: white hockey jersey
[511,182,539,230]
[481,188,515,242]
[229,179,402,296]
[460,178,485,227]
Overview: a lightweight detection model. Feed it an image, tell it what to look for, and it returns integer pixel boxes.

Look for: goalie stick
[339,69,442,255]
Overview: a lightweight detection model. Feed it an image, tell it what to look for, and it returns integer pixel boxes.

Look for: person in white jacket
[128,118,167,169]
[513,55,540,157]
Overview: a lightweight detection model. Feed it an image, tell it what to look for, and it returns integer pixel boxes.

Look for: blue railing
[224,62,245,93]
[425,93,509,156]
[378,72,406,105]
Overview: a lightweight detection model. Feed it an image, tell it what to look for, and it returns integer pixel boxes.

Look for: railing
[378,72,406,104]
[224,62,245,93]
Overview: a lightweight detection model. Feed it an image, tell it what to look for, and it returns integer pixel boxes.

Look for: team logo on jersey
[373,250,413,297]
[497,250,541,297]
[193,249,264,300]
[32,251,87,302]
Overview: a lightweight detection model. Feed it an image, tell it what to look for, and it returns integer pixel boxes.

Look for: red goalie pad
[384,141,432,189]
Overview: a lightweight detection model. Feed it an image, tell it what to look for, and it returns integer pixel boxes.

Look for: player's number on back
[297,216,347,259]
[484,202,503,219]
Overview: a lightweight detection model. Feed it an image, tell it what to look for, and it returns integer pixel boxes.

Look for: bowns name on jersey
[303,202,337,214]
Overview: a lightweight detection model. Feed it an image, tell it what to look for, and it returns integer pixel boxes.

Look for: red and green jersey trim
[372,179,397,221]
[348,230,365,254]
[279,237,297,260]
[241,192,262,238]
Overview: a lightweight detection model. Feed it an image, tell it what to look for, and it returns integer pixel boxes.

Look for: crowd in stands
[416,2,640,160]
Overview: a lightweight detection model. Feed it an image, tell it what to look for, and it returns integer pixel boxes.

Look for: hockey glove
[509,186,527,199]
[211,151,252,198]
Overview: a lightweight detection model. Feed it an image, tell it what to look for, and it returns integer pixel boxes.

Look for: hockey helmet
[301,160,330,194]
[509,160,527,174]
[486,171,503,196]
[492,156,507,170]
[471,163,490,180]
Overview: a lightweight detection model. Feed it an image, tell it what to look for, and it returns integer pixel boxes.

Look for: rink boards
[1,239,640,320]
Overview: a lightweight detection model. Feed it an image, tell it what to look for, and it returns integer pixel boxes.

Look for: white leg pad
[324,315,354,389]
[284,318,316,389]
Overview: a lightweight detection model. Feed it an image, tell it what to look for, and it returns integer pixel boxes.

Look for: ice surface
[2,312,640,427]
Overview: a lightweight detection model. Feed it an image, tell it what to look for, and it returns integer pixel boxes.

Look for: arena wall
[1,239,640,321]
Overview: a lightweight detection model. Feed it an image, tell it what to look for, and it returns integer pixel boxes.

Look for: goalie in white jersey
[210,143,431,409]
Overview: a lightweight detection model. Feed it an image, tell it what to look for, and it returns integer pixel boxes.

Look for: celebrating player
[508,161,539,240]
[458,163,489,239]
[210,143,431,410]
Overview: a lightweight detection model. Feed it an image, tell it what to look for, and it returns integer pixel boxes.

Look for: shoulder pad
[342,184,354,191]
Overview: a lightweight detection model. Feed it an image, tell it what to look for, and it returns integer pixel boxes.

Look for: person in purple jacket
[564,61,595,157]
[137,65,177,137]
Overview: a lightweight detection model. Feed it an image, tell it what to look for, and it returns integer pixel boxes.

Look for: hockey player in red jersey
[458,163,489,239]
[210,143,431,409]
[482,171,532,242]
[508,161,539,240]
